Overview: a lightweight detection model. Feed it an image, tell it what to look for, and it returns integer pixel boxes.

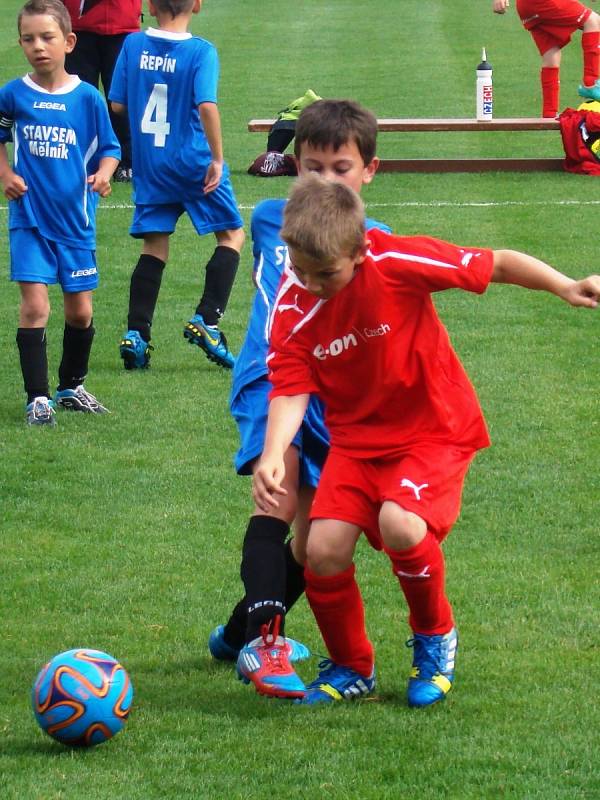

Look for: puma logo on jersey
[278,295,304,315]
[400,478,429,500]
[395,565,431,579]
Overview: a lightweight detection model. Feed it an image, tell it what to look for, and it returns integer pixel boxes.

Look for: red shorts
[310,444,477,549]
[517,0,592,53]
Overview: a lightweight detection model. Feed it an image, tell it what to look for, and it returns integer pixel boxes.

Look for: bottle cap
[477,47,492,71]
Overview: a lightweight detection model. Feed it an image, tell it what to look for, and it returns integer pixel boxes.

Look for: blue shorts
[231,377,329,488]
[130,175,243,238]
[9,228,98,292]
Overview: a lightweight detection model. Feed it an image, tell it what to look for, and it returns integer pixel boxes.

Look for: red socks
[582,31,600,88]
[305,532,453,672]
[540,66,560,118]
[385,531,454,635]
[304,564,374,677]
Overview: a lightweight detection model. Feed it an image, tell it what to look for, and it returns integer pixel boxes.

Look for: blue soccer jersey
[0,75,120,249]
[230,198,392,402]
[109,28,224,204]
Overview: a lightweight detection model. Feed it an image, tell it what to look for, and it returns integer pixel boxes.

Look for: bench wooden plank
[248,117,560,132]
[378,158,564,173]
[247,117,564,172]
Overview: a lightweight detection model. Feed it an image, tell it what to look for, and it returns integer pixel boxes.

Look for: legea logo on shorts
[71,268,97,278]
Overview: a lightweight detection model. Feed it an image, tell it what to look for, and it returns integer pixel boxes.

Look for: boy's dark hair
[294,99,378,165]
[152,0,195,19]
[18,0,72,36]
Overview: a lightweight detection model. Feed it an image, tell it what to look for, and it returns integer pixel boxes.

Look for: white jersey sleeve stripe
[82,135,99,227]
[368,248,460,270]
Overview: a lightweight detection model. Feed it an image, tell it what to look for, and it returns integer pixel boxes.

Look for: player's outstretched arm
[88,156,119,197]
[253,393,309,513]
[492,249,600,307]
[493,0,510,13]
[0,143,27,199]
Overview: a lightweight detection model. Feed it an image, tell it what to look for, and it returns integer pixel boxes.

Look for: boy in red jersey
[253,173,600,707]
[493,0,600,117]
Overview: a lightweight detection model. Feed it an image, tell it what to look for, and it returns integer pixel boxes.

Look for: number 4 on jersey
[141,84,170,147]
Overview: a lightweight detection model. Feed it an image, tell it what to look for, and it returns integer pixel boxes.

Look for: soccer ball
[31,648,133,747]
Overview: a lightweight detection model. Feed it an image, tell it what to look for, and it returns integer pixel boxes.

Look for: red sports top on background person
[62,0,141,35]
[62,1,141,180]
[493,0,600,118]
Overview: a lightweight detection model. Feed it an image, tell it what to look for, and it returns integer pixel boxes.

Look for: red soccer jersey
[62,1,141,36]
[267,228,495,459]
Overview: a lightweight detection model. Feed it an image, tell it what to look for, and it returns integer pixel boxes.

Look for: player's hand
[1,171,27,199]
[560,275,600,307]
[252,456,288,512]
[493,0,509,13]
[88,172,112,197]
[203,160,223,194]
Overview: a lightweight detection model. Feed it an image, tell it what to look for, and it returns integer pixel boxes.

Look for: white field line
[2,199,600,212]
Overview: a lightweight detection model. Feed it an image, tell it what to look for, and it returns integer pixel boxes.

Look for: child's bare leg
[63,289,93,329]
[19,282,50,328]
[290,484,315,565]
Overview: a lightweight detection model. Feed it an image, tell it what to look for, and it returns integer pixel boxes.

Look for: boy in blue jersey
[0,0,120,425]
[208,100,391,698]
[109,0,244,371]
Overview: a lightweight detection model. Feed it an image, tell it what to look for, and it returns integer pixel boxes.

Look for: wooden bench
[248,117,564,173]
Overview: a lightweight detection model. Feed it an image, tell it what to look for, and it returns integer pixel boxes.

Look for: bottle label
[482,84,493,116]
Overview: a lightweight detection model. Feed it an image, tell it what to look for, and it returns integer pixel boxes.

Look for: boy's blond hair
[152,0,196,19]
[18,0,72,36]
[281,173,366,264]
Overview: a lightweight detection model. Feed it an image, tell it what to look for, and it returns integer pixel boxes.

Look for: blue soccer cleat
[209,624,311,663]
[183,314,235,369]
[236,617,306,699]
[406,627,458,708]
[55,385,109,413]
[578,79,600,102]
[208,625,240,661]
[297,659,376,706]
[26,396,56,426]
[120,329,152,370]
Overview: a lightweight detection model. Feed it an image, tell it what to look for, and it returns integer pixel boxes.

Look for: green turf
[1,2,599,798]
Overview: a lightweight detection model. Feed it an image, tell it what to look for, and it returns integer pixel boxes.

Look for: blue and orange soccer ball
[32,648,133,747]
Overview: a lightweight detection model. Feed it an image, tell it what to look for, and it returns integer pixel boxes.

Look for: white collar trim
[146,26,192,41]
[23,74,81,95]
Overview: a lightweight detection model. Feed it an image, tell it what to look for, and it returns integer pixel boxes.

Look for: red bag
[559,101,600,175]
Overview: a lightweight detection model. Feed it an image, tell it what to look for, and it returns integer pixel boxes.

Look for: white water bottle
[476,47,493,120]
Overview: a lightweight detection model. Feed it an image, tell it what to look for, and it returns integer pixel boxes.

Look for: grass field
[1,2,599,798]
